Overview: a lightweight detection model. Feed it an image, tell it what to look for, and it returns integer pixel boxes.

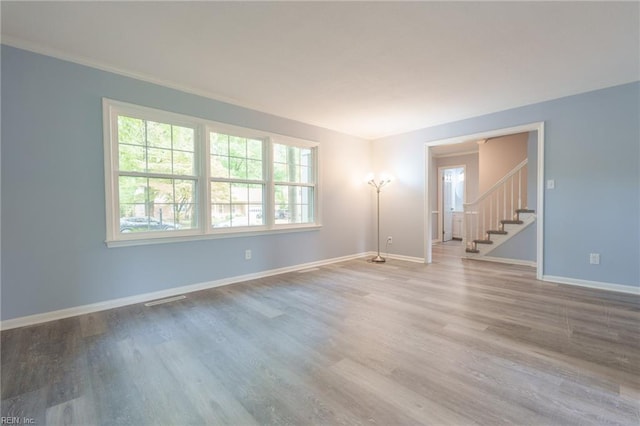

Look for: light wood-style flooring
[2,242,639,425]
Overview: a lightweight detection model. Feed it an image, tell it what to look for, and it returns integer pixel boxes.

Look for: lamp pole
[368,176,391,263]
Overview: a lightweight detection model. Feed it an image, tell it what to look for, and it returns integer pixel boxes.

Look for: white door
[443,173,454,241]
[440,166,465,242]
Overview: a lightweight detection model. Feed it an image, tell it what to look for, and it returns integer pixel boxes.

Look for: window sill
[105,224,322,248]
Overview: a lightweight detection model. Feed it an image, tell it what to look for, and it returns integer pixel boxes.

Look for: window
[104,99,319,246]
[273,143,315,224]
[210,132,265,229]
[116,116,198,234]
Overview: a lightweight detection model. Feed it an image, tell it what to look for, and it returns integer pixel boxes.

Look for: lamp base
[371,255,386,263]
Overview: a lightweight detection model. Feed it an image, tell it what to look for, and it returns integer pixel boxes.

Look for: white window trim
[103,98,321,248]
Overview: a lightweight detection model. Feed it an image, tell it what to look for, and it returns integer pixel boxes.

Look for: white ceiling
[2,1,638,139]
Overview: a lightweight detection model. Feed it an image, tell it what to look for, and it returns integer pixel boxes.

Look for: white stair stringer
[465,212,536,258]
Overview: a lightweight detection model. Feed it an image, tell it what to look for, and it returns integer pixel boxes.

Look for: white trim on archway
[424,122,545,280]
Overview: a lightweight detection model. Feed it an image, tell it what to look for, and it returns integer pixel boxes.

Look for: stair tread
[501,219,524,224]
[465,248,480,253]
[487,230,508,235]
[473,239,494,244]
[516,209,535,213]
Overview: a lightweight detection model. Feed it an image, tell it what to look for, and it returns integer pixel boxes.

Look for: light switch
[546,179,555,189]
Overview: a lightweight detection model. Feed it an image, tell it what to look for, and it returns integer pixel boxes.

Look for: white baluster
[518,169,522,210]
[510,177,514,216]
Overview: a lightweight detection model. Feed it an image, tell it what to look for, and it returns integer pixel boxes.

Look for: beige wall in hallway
[478,132,528,195]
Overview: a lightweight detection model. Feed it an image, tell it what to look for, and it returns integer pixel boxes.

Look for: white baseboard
[6,254,635,330]
[365,251,425,264]
[475,256,537,268]
[388,253,425,263]
[0,252,369,331]
[542,275,640,295]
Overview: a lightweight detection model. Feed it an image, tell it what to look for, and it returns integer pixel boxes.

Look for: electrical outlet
[245,249,252,260]
[589,253,600,265]
[387,236,393,245]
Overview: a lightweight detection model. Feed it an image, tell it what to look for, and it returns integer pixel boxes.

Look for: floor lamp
[367,174,392,263]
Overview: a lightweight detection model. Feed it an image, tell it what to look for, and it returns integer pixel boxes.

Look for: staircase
[463,159,536,257]
[465,208,535,255]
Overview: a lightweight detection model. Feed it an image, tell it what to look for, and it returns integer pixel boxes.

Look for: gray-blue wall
[1,46,372,321]
[373,82,639,288]
[489,223,537,262]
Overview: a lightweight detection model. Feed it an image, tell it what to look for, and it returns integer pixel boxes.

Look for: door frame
[437,165,466,243]
[424,122,545,280]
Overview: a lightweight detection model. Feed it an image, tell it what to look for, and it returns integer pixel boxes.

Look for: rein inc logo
[1,418,35,424]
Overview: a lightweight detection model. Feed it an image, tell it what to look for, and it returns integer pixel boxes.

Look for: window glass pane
[300,148,312,165]
[273,144,287,163]
[300,165,311,183]
[273,143,314,184]
[228,208,250,227]
[211,181,231,203]
[289,146,300,162]
[248,204,264,226]
[210,132,263,181]
[148,177,174,208]
[147,121,172,148]
[118,215,180,233]
[247,139,262,160]
[119,144,146,172]
[211,155,229,179]
[211,133,229,155]
[300,149,312,183]
[247,159,262,181]
[211,204,231,227]
[273,163,287,182]
[174,180,197,229]
[274,185,314,224]
[211,181,231,228]
[118,116,145,146]
[153,203,176,228]
[231,183,249,203]
[248,184,263,204]
[173,150,194,175]
[173,126,194,152]
[147,148,173,174]
[211,182,264,228]
[229,158,248,180]
[229,136,246,158]
[119,176,148,207]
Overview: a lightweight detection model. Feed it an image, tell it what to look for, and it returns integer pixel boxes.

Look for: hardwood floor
[2,242,639,425]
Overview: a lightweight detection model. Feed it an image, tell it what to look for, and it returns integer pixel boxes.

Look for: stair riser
[485,233,509,246]
[517,212,535,221]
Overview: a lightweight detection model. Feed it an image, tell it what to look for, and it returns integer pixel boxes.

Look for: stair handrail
[464,158,528,208]
[463,158,528,251]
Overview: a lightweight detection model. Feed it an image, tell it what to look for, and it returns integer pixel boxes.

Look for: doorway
[438,166,465,242]
[424,122,545,280]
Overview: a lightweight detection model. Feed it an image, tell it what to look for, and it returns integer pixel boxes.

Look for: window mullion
[265,137,275,228]
[273,181,315,188]
[210,177,265,185]
[119,171,198,180]
[202,125,212,234]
